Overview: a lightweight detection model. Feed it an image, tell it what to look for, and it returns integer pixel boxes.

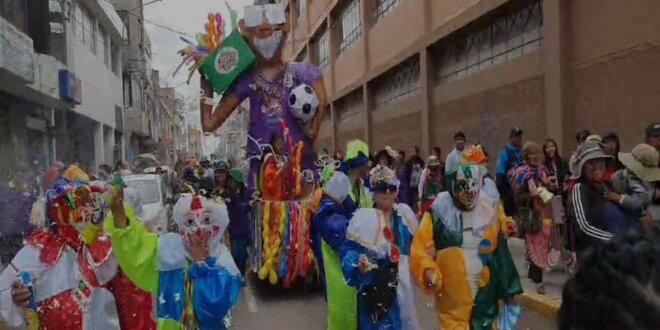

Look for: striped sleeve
[571,183,614,241]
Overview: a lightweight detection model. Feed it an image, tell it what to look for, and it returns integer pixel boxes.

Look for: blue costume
[341,205,420,330]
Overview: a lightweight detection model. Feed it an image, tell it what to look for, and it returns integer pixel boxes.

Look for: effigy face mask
[253,30,282,59]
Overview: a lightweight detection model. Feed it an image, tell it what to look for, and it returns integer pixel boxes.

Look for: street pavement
[230,273,558,330]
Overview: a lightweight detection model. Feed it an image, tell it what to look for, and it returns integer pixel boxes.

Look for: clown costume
[410,163,522,330]
[311,171,358,330]
[0,177,155,330]
[105,193,241,330]
[340,165,420,330]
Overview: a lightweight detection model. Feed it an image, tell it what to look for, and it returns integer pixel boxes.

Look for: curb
[517,292,560,318]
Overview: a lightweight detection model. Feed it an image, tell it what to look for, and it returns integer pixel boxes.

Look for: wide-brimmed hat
[571,142,613,179]
[427,155,440,167]
[618,144,660,182]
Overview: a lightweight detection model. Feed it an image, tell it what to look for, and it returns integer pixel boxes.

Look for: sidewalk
[508,238,567,318]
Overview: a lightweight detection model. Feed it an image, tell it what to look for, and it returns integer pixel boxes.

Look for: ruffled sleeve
[410,213,442,294]
[189,252,241,328]
[104,204,159,293]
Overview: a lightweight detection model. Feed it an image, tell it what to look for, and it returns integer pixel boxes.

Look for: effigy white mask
[253,30,282,60]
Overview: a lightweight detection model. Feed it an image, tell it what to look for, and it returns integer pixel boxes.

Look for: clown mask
[448,165,482,211]
[173,195,226,246]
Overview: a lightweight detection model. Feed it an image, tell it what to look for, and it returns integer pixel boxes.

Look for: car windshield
[125,179,160,204]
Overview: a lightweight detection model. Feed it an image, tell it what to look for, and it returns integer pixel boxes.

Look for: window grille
[337,0,361,56]
[313,28,330,70]
[374,0,402,22]
[435,0,543,84]
[373,57,420,108]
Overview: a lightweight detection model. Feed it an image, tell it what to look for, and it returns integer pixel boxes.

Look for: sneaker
[536,283,546,295]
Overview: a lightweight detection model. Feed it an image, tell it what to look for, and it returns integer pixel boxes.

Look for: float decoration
[252,200,316,286]
[175,4,255,93]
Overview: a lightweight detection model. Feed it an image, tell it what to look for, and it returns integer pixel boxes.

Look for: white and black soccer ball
[288,84,319,124]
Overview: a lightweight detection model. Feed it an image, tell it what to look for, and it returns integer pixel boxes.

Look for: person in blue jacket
[496,127,524,216]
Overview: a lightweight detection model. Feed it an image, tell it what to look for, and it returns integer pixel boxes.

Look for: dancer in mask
[410,156,522,330]
[0,171,155,330]
[340,165,420,330]
[201,0,327,197]
[310,139,372,329]
[105,188,241,329]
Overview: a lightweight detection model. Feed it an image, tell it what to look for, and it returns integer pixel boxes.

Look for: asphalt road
[229,275,557,330]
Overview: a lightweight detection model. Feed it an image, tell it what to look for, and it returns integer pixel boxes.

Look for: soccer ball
[288,84,319,124]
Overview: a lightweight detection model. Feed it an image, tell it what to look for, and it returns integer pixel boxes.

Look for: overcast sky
[144,0,251,153]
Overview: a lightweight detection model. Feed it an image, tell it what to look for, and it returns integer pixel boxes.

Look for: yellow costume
[410,164,522,330]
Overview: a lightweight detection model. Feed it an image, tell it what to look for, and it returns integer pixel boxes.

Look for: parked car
[123,174,173,234]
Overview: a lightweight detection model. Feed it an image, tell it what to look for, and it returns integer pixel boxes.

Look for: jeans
[230,236,250,276]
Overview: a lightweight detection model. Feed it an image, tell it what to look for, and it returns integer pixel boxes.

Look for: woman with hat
[340,165,419,330]
[508,142,555,294]
[569,142,637,255]
[606,143,660,230]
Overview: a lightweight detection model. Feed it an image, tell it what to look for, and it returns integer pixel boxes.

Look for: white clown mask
[173,194,229,244]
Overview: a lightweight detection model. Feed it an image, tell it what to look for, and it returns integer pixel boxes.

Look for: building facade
[0,0,124,179]
[283,0,660,165]
[109,0,161,161]
[62,0,125,170]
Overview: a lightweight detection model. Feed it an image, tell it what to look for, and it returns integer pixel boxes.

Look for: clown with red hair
[0,168,156,330]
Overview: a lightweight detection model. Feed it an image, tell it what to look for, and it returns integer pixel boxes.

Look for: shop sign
[58,69,82,104]
[0,16,35,83]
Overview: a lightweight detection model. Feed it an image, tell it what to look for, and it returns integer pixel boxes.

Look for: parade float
[177,0,328,288]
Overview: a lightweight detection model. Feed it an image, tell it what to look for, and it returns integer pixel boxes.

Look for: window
[90,20,102,55]
[82,8,92,46]
[375,0,402,21]
[336,0,361,56]
[373,57,420,108]
[313,28,330,70]
[75,4,83,41]
[336,89,363,122]
[111,43,120,75]
[434,0,543,84]
[101,28,110,66]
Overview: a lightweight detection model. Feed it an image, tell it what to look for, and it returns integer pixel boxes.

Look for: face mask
[253,30,282,60]
[181,209,220,243]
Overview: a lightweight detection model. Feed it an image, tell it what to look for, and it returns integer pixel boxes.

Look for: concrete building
[0,0,124,178]
[61,0,125,170]
[109,0,160,160]
[159,86,187,164]
[283,0,660,163]
[187,126,203,160]
[214,100,249,167]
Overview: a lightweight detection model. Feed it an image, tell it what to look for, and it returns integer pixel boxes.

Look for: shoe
[536,283,546,295]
